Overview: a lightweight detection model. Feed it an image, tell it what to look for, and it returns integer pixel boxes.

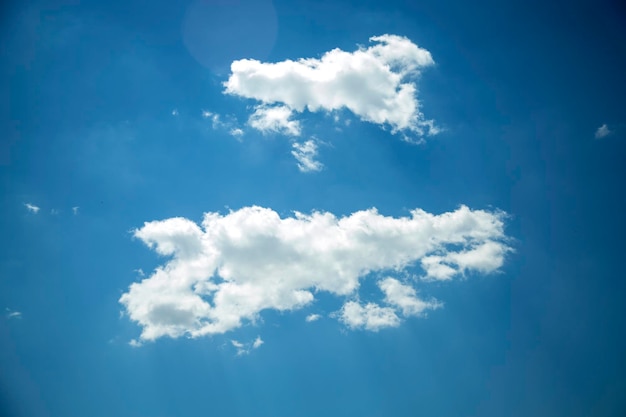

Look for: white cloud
[378,277,440,316]
[339,301,400,331]
[202,110,245,137]
[120,205,510,341]
[306,314,321,322]
[72,206,79,215]
[202,110,224,129]
[595,123,611,139]
[229,128,244,138]
[252,336,264,349]
[172,109,179,117]
[338,278,439,331]
[291,140,323,172]
[421,240,512,280]
[248,105,301,136]
[231,336,263,355]
[225,34,438,138]
[24,203,40,214]
[5,308,22,319]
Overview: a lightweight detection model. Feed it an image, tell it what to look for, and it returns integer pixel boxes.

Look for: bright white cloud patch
[291,140,323,172]
[379,277,440,316]
[306,314,321,322]
[225,34,438,138]
[339,301,400,331]
[595,123,611,139]
[24,203,40,213]
[202,110,244,137]
[248,105,301,136]
[120,205,510,342]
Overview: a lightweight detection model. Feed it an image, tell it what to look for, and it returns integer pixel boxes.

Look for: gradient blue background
[1,0,625,416]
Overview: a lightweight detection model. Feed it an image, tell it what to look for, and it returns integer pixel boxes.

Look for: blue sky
[1,0,625,416]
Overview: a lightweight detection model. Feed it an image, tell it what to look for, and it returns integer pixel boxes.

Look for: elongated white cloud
[231,336,263,355]
[291,140,323,172]
[120,205,510,342]
[24,203,40,213]
[225,34,438,137]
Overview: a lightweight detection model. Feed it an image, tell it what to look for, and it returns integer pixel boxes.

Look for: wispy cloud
[231,336,264,355]
[291,140,323,172]
[248,105,301,136]
[72,206,79,215]
[202,110,244,138]
[595,124,612,139]
[24,203,40,213]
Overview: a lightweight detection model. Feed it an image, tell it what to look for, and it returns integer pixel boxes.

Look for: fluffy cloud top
[225,34,438,137]
[120,205,510,341]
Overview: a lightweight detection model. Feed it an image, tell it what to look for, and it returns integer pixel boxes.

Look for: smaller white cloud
[5,308,22,319]
[379,278,440,316]
[420,256,457,280]
[421,241,511,280]
[229,128,244,138]
[595,124,611,139]
[24,203,40,214]
[305,313,321,322]
[291,140,323,172]
[231,337,263,355]
[134,268,145,277]
[50,209,59,215]
[172,109,179,117]
[252,336,264,349]
[225,34,438,138]
[339,301,400,331]
[202,110,224,129]
[248,105,301,136]
[72,206,79,215]
[202,110,244,137]
[129,339,143,348]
